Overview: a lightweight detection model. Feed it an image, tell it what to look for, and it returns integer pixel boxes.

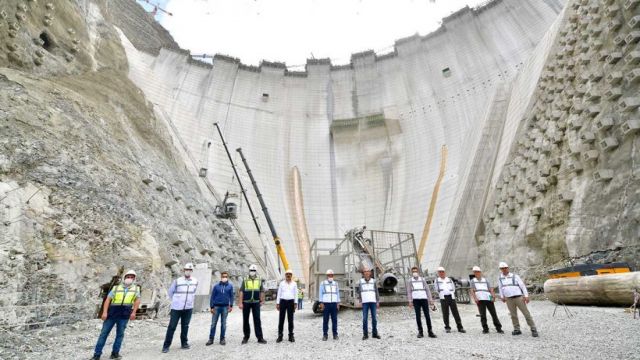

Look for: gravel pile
[2,300,638,360]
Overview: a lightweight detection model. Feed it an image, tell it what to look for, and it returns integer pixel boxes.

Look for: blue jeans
[322,302,338,336]
[209,305,229,339]
[362,302,378,335]
[163,309,193,349]
[297,299,303,310]
[93,317,129,356]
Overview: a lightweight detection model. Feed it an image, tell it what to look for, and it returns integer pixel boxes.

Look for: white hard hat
[285,269,293,275]
[472,266,482,272]
[499,262,509,268]
[124,269,137,278]
[183,263,194,270]
[437,266,445,272]
[326,269,334,275]
[249,264,258,271]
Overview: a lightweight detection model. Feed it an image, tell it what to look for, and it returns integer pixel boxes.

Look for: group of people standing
[89,262,538,359]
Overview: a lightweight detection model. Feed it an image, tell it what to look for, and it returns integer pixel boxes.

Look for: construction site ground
[4,300,637,360]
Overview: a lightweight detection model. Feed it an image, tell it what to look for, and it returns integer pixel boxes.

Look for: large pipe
[544,272,640,306]
[379,273,398,290]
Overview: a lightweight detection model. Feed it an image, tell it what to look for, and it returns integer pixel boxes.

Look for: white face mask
[412,272,419,278]
[123,278,134,286]
[249,271,257,277]
[327,277,333,282]
[184,270,193,277]
[221,277,228,283]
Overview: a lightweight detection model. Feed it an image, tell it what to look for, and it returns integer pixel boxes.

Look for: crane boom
[236,148,290,273]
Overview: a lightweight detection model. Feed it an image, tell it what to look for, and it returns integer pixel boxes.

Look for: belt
[508,295,522,298]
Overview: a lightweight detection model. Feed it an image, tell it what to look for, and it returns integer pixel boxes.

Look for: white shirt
[276,280,298,304]
[471,277,492,301]
[498,272,528,298]
[434,277,456,299]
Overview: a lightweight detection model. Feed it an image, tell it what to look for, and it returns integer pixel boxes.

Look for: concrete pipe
[544,272,640,306]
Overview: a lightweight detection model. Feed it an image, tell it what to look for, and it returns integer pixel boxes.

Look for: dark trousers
[440,295,463,330]
[322,302,338,336]
[278,299,295,336]
[412,299,433,334]
[362,302,378,335]
[93,318,128,356]
[297,298,303,310]
[477,300,502,330]
[242,302,264,339]
[162,309,193,349]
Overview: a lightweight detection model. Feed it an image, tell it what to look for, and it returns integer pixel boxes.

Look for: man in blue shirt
[206,271,234,346]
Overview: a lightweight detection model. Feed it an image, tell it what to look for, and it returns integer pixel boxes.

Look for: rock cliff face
[478,0,640,282]
[0,0,251,330]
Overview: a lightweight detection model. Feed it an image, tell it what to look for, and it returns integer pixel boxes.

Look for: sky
[138,0,487,68]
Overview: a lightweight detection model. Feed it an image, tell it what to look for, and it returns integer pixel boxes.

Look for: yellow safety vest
[243,278,261,302]
[111,284,139,306]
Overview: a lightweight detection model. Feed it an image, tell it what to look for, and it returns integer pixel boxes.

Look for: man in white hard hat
[470,266,503,334]
[497,262,538,337]
[408,266,437,338]
[358,268,380,340]
[162,263,199,353]
[276,269,298,343]
[434,266,465,333]
[238,264,266,344]
[91,270,140,360]
[319,269,340,341]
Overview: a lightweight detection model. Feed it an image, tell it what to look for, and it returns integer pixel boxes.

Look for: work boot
[482,329,489,334]
[458,328,466,333]
[289,335,295,343]
[109,353,121,359]
[417,332,424,338]
[497,329,504,334]
[161,348,169,353]
[276,335,283,343]
[322,335,328,341]
[257,338,267,344]
[362,334,369,340]
[241,337,249,345]
[428,332,437,338]
[90,356,100,360]
[445,327,451,333]
[181,344,190,350]
[512,330,522,336]
[372,334,381,339]
[220,338,226,345]
[206,338,214,346]
[532,329,539,337]
[333,334,339,340]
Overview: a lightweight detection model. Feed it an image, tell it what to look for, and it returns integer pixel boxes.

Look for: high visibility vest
[297,289,304,299]
[359,278,377,303]
[498,274,523,296]
[321,281,338,303]
[243,278,262,302]
[410,277,428,300]
[172,277,198,310]
[471,278,491,301]
[111,284,139,306]
[435,277,455,299]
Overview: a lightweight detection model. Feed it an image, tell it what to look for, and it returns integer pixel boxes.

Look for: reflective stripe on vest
[411,278,428,299]
[360,279,376,303]
[243,278,261,302]
[321,281,338,303]
[471,279,490,292]
[435,278,454,293]
[499,274,523,295]
[173,277,198,310]
[111,284,138,306]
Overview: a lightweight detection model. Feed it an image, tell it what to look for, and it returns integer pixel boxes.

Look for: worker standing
[206,271,234,346]
[497,262,538,337]
[470,266,503,334]
[276,269,298,343]
[407,266,437,339]
[238,264,267,344]
[319,269,340,341]
[297,287,304,310]
[434,266,466,333]
[359,268,380,340]
[90,270,140,360]
[162,263,199,353]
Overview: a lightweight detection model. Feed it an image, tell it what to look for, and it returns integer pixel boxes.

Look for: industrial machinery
[548,262,632,279]
[309,228,418,313]
[214,191,239,219]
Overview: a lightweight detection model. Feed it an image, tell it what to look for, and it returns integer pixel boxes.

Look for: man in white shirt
[433,267,465,333]
[358,268,380,340]
[470,266,503,334]
[276,269,297,343]
[497,262,538,337]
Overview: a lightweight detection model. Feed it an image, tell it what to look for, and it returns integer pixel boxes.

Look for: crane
[138,0,174,17]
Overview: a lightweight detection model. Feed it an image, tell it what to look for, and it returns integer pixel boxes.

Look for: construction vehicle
[308,228,418,313]
[95,267,160,319]
[214,191,239,219]
[548,262,632,279]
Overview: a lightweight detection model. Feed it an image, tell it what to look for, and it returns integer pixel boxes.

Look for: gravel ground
[6,300,640,360]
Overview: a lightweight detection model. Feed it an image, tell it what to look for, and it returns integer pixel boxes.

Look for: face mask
[412,272,419,278]
[221,277,228,283]
[327,277,333,282]
[184,270,193,277]
[124,278,134,286]
[249,271,257,276]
